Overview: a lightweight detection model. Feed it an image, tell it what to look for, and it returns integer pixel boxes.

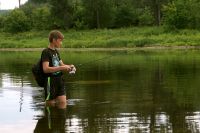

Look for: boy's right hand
[61,65,71,73]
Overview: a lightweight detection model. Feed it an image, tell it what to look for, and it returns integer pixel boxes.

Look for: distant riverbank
[1,46,200,52]
[1,27,200,48]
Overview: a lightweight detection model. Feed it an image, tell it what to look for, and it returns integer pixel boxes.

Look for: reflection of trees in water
[34,106,66,133]
[148,58,199,132]
[62,111,200,132]
[64,112,172,132]
[63,61,200,132]
[1,51,200,132]
[63,111,200,132]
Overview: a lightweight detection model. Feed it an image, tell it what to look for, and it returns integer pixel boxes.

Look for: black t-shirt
[41,48,62,76]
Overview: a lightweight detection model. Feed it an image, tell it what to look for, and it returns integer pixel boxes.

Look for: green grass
[1,27,200,48]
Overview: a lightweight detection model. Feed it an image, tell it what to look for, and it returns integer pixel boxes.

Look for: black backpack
[32,59,46,87]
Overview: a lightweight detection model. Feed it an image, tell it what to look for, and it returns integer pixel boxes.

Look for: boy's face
[53,38,63,48]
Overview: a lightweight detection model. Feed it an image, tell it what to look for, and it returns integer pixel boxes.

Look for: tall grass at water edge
[0,27,200,48]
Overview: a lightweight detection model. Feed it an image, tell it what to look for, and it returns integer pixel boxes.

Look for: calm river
[0,49,200,133]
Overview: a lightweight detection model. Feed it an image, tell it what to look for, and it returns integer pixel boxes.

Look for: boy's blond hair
[49,30,64,43]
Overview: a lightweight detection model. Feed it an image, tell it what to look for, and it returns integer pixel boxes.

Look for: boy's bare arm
[43,61,71,74]
[60,60,76,70]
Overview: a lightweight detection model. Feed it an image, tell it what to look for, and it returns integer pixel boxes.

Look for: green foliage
[114,5,138,28]
[2,0,200,32]
[72,4,88,30]
[28,0,48,4]
[82,0,114,28]
[73,19,87,30]
[187,1,200,29]
[32,6,51,30]
[0,16,5,29]
[1,27,200,48]
[48,0,73,29]
[162,0,200,30]
[138,7,154,26]
[162,2,176,30]
[21,2,38,16]
[4,9,31,33]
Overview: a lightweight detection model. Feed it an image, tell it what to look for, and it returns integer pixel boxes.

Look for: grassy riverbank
[1,27,200,48]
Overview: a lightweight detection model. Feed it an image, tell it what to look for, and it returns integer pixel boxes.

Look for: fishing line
[77,54,116,67]
[68,53,116,75]
[69,49,136,74]
[76,49,137,67]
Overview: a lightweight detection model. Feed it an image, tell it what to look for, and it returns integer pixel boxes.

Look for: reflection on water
[34,106,66,133]
[1,73,28,87]
[0,88,37,133]
[186,112,200,133]
[0,50,200,132]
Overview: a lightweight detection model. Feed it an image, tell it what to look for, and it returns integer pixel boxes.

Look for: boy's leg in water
[56,95,67,109]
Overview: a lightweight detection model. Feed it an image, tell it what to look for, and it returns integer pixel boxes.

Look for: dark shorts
[44,76,66,100]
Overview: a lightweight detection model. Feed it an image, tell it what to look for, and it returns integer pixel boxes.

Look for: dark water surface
[0,50,200,133]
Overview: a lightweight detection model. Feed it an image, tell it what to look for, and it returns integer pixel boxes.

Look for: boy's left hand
[70,65,76,72]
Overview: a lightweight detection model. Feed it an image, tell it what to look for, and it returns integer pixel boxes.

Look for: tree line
[0,0,200,33]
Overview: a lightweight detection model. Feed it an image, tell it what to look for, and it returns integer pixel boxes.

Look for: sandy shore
[0,46,200,51]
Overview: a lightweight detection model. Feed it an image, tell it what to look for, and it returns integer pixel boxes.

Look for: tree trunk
[154,0,161,26]
[96,9,100,28]
[19,0,21,8]
[156,2,161,26]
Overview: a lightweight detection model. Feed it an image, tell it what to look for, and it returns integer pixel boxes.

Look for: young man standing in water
[41,30,76,107]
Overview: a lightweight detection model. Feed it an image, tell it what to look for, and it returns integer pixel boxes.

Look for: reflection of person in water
[34,105,66,133]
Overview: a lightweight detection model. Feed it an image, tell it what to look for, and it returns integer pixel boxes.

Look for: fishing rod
[78,54,115,67]
[69,49,136,74]
[69,54,116,74]
[76,48,139,67]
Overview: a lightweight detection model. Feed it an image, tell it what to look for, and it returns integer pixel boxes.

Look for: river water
[0,49,200,133]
